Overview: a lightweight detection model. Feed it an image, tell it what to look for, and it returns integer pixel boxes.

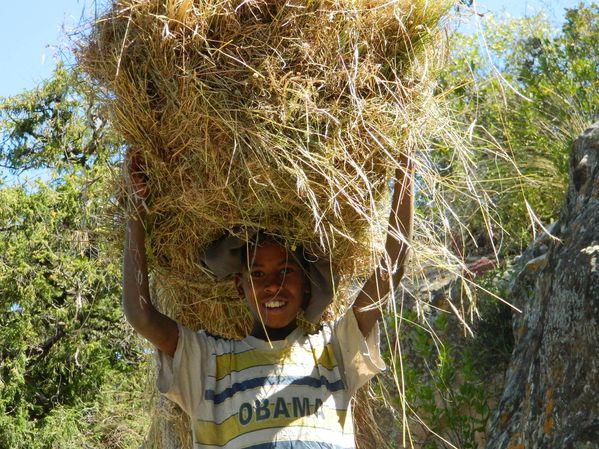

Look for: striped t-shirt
[157,309,385,449]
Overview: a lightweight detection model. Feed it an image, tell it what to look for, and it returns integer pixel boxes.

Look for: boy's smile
[235,242,310,337]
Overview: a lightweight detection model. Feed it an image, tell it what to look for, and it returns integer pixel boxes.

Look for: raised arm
[123,149,179,356]
[352,154,414,337]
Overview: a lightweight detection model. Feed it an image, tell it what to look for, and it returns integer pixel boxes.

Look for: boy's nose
[263,273,284,292]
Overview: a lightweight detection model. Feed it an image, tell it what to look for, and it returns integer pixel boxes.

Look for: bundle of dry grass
[78,0,453,338]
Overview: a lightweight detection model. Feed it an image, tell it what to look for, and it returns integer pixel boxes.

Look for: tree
[0,67,149,449]
[0,65,120,172]
[439,3,598,254]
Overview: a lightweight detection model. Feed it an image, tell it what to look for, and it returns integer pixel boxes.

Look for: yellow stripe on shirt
[215,344,337,380]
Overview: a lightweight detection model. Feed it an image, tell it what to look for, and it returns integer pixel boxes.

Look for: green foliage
[0,66,149,448]
[392,306,502,449]
[439,3,599,254]
[0,64,121,172]
[0,168,149,448]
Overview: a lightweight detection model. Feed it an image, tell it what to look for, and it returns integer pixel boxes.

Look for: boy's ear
[234,273,245,297]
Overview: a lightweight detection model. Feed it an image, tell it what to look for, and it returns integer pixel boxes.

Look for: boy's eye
[250,271,264,278]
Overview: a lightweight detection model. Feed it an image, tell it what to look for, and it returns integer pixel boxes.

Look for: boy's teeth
[265,300,284,308]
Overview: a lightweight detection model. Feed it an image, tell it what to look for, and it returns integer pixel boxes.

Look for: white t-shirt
[157,309,385,449]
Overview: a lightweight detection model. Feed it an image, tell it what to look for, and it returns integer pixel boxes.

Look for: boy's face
[235,242,309,330]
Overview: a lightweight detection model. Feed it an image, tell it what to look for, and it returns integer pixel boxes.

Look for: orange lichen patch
[500,412,511,427]
[544,416,555,434]
[507,433,525,449]
[543,388,555,434]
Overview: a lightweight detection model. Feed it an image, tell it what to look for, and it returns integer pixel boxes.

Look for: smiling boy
[123,150,413,448]
[236,239,311,339]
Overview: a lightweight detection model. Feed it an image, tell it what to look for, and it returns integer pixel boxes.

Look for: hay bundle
[79,0,452,336]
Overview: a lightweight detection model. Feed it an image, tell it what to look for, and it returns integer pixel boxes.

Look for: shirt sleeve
[330,308,386,395]
[155,322,209,416]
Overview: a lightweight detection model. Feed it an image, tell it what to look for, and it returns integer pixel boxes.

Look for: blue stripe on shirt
[243,441,353,449]
[205,376,345,404]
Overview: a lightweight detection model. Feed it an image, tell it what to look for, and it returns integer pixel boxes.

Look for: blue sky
[0,0,97,98]
[0,0,583,98]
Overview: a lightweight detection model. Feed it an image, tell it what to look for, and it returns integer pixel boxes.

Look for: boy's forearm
[353,158,414,335]
[123,214,179,356]
[123,215,153,328]
[384,162,414,288]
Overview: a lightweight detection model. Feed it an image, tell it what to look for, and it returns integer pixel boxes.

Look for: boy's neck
[251,320,298,341]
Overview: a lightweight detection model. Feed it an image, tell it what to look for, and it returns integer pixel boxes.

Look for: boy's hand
[125,147,150,211]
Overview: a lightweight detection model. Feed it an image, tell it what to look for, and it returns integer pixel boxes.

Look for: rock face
[485,124,599,449]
